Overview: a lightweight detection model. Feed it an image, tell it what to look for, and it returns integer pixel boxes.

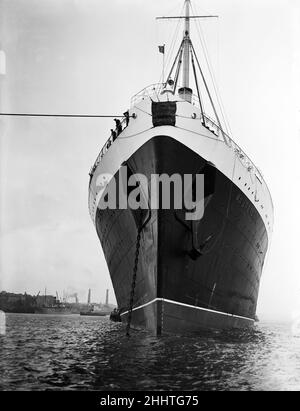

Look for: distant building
[0,291,56,313]
[0,291,36,313]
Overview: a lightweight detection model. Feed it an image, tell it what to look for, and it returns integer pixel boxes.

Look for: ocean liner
[88,0,273,335]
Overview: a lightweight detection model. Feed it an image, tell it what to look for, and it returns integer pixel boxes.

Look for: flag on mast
[158,45,165,54]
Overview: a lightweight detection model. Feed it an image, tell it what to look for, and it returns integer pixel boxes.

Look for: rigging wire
[164,39,184,86]
[190,42,229,146]
[164,3,183,66]
[192,3,232,136]
[134,105,153,117]
[191,5,226,129]
[173,47,184,92]
[190,47,205,124]
[191,2,233,136]
[157,2,185,84]
[160,21,180,83]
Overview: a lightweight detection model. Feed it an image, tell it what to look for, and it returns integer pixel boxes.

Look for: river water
[0,313,300,391]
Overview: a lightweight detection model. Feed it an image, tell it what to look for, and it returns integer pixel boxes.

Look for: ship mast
[157,1,217,104]
[182,0,191,89]
[156,2,229,142]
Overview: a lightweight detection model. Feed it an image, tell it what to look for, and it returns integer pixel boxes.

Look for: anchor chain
[126,219,143,337]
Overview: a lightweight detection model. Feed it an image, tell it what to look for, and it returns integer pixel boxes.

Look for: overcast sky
[0,0,299,317]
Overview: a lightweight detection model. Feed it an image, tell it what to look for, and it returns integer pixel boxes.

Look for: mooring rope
[0,113,129,118]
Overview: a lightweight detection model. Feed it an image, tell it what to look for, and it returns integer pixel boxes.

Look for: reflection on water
[0,313,300,391]
[0,311,5,336]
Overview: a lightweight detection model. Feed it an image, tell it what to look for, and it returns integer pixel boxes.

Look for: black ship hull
[95,136,268,335]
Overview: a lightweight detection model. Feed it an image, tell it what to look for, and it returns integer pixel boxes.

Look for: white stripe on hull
[120,297,255,323]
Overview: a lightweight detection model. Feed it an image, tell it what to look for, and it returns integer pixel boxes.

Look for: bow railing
[89,117,127,179]
[130,83,165,107]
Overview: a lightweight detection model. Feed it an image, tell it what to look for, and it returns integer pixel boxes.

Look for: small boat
[80,303,111,317]
[110,309,122,323]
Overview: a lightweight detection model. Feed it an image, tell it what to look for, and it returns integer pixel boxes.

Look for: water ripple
[0,314,300,391]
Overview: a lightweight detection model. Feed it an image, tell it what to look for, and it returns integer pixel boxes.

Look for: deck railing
[190,94,265,182]
[89,117,127,178]
[130,83,165,107]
